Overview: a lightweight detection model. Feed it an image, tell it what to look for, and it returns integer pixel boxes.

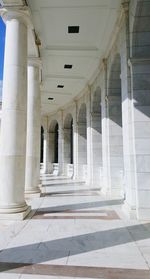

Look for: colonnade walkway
[0,176,150,278]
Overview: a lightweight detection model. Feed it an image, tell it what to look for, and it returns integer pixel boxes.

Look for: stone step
[41,180,86,187]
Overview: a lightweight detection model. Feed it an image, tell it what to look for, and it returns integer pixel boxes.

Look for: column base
[122,201,136,219]
[0,203,31,220]
[101,187,123,199]
[25,187,41,198]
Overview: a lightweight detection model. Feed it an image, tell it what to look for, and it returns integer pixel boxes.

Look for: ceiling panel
[27,0,122,115]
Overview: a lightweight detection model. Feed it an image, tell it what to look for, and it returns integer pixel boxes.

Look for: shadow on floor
[0,223,150,270]
[36,199,124,213]
[41,182,85,187]
[42,188,100,197]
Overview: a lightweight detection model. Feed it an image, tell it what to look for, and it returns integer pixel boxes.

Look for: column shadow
[0,223,150,271]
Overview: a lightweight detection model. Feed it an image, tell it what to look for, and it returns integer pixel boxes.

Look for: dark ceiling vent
[68,26,80,33]
[48,97,54,100]
[64,64,73,69]
[57,85,64,88]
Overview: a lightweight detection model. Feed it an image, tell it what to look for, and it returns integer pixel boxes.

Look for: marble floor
[0,175,150,278]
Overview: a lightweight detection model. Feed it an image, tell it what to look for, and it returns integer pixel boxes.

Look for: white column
[86,92,92,186]
[91,112,102,188]
[43,131,50,174]
[121,3,137,218]
[25,59,41,197]
[49,132,55,173]
[58,111,64,175]
[101,59,111,194]
[73,102,78,179]
[58,128,64,175]
[0,9,31,219]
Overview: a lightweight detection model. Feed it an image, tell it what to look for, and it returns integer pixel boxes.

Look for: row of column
[0,10,41,219]
[41,53,150,220]
[42,97,102,187]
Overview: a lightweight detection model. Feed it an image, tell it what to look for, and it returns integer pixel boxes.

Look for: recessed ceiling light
[57,85,64,88]
[68,26,80,33]
[64,64,73,69]
[48,97,54,100]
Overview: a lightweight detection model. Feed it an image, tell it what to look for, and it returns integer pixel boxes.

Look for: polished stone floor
[0,175,150,278]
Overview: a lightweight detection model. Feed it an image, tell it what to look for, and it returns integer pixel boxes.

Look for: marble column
[91,112,102,188]
[43,131,50,174]
[25,59,41,197]
[63,128,70,175]
[49,131,55,173]
[0,9,31,219]
[86,92,92,186]
[121,2,137,217]
[73,102,78,179]
[58,112,64,175]
[101,59,111,194]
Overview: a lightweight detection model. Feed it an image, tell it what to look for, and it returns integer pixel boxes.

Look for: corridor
[0,176,150,279]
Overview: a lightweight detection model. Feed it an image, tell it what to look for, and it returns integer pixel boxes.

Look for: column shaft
[73,103,78,179]
[58,126,64,175]
[0,12,30,218]
[58,112,64,175]
[25,62,41,196]
[86,94,92,185]
[91,113,102,188]
[43,131,50,174]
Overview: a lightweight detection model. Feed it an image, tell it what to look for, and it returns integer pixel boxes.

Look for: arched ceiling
[1,0,122,115]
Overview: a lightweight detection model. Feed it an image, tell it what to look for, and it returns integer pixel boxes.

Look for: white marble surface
[25,62,41,195]
[0,175,149,279]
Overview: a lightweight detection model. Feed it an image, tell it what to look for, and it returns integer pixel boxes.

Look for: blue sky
[0,17,6,101]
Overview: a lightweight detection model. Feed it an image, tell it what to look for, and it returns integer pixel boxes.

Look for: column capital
[0,8,32,27]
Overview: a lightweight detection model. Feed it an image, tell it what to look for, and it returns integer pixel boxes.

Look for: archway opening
[40,126,44,163]
[54,123,58,164]
[49,120,59,174]
[71,119,73,164]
